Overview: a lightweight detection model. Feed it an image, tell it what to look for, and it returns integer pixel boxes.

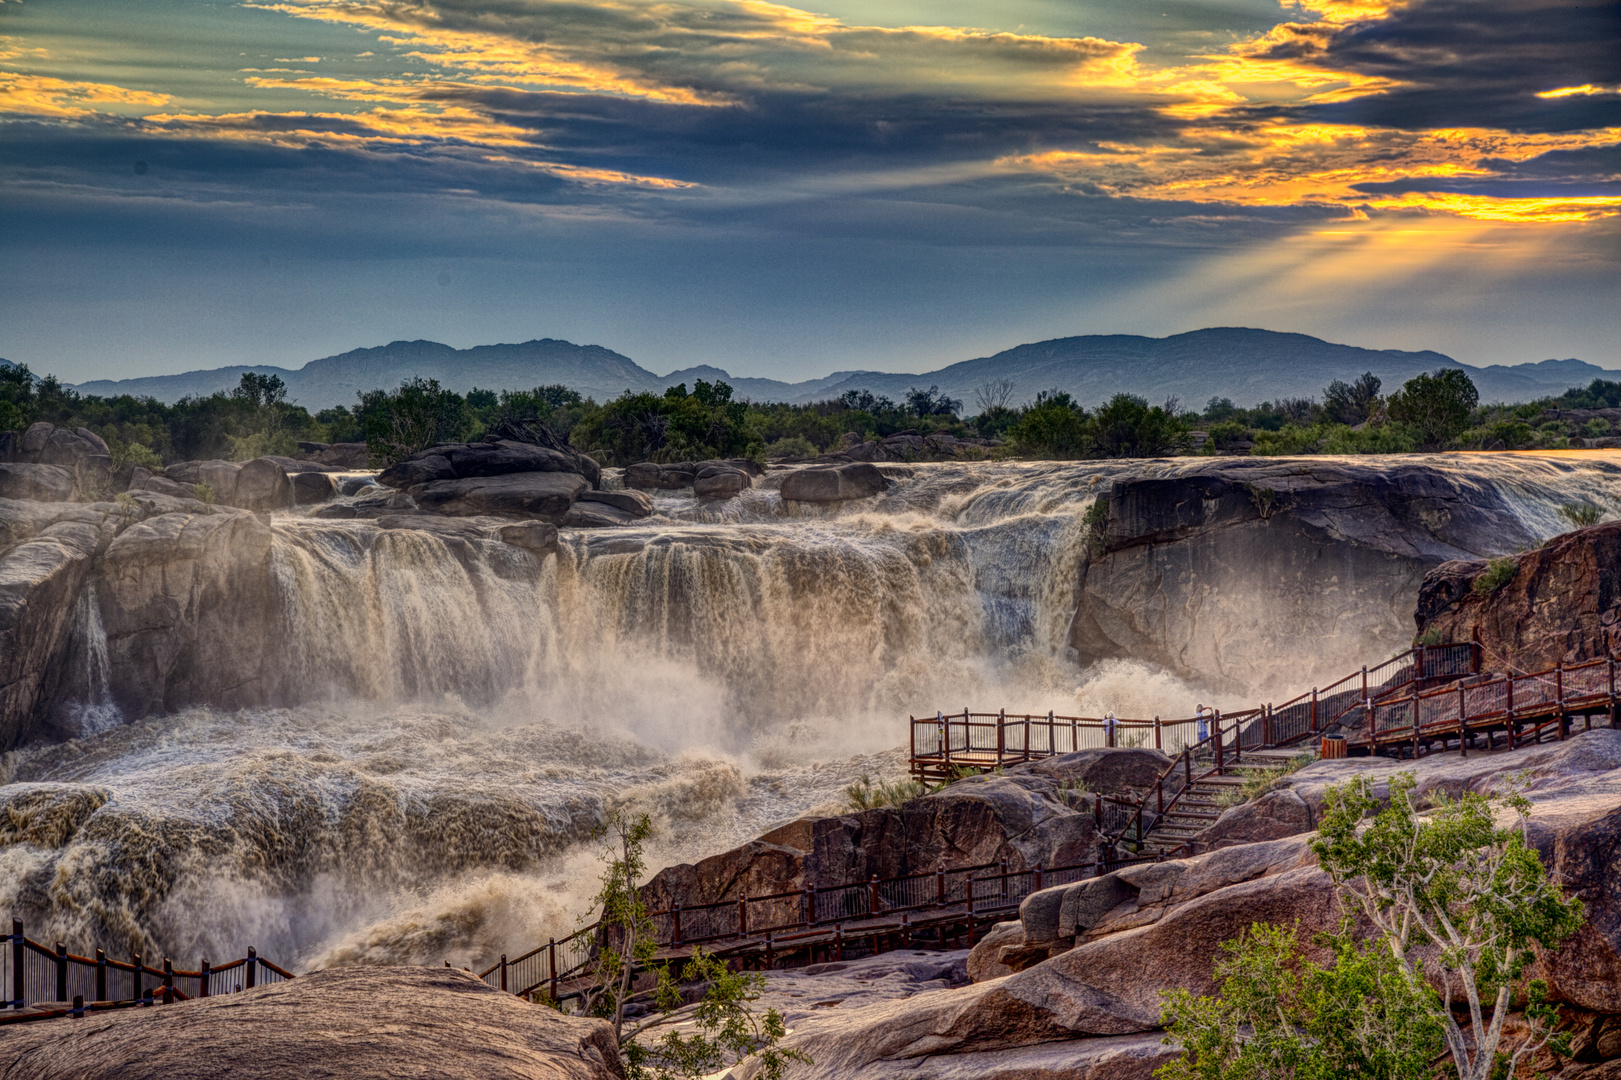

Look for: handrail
[5,918,292,1018]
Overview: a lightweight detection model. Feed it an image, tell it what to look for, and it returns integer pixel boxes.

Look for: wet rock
[1414,521,1621,669]
[311,488,417,519]
[1072,460,1543,691]
[779,463,890,502]
[234,457,293,511]
[98,509,279,719]
[0,527,98,749]
[290,470,337,505]
[0,462,76,502]
[410,471,589,519]
[577,488,653,516]
[496,520,560,555]
[694,465,750,500]
[379,439,599,491]
[0,966,625,1080]
[563,500,646,527]
[339,476,379,497]
[625,461,697,490]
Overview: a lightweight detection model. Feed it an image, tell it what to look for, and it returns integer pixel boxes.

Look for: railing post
[500,954,508,992]
[1071,715,1078,753]
[1311,688,1318,732]
[941,711,951,773]
[246,947,257,990]
[1184,748,1192,789]
[1459,682,1468,759]
[1033,865,1043,892]
[56,942,68,1002]
[131,951,141,1001]
[1361,665,1368,703]
[738,897,748,938]
[72,994,83,1019]
[909,715,916,776]
[1155,715,1162,750]
[163,958,173,999]
[97,949,107,1003]
[11,919,22,1010]
[1415,644,1425,691]
[1046,709,1054,758]
[1214,716,1224,775]
[199,957,209,999]
[996,711,1005,766]
[1557,662,1567,740]
[1497,674,1510,749]
[1411,686,1420,759]
[1156,776,1164,817]
[804,885,815,928]
[870,874,881,915]
[935,863,946,906]
[549,939,558,1002]
[672,903,683,947]
[1263,706,1272,747]
[1093,791,1102,829]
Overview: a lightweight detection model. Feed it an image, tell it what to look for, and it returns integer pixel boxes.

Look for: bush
[1250,424,1324,456]
[1386,369,1478,449]
[1560,502,1603,528]
[1008,390,1090,458]
[1318,423,1419,454]
[1083,496,1109,550]
[1472,555,1516,594]
[107,437,164,471]
[763,435,818,460]
[844,774,927,810]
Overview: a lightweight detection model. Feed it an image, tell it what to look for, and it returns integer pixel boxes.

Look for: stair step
[1165,810,1222,821]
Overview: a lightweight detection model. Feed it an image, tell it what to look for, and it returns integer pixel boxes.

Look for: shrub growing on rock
[1162,774,1585,1080]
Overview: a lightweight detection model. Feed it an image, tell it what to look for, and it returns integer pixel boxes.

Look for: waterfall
[64,581,121,737]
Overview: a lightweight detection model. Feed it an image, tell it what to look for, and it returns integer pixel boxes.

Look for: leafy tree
[361,377,471,466]
[1202,397,1239,423]
[1386,369,1478,449]
[1313,773,1583,1080]
[0,361,36,432]
[1558,378,1621,409]
[1159,922,1443,1080]
[1162,773,1583,1080]
[580,811,809,1080]
[1091,393,1188,458]
[1008,389,1090,458]
[1322,372,1382,425]
[904,384,961,418]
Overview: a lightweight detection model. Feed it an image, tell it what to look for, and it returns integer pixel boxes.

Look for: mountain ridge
[62,329,1612,413]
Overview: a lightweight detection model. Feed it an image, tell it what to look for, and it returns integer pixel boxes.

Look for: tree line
[2,358,1613,469]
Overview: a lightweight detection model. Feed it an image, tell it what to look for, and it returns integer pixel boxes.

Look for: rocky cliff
[1416,521,1621,670]
[1072,458,1544,691]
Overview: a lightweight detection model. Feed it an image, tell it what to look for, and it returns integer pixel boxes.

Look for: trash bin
[1320,734,1347,759]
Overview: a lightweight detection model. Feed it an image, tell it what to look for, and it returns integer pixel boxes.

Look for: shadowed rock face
[1072,460,1541,691]
[642,750,1162,911]
[0,966,625,1080]
[1416,521,1621,670]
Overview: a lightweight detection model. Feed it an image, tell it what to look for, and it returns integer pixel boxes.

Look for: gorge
[3,446,1618,985]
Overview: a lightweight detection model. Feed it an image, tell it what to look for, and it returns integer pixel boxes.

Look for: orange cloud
[0,71,170,120]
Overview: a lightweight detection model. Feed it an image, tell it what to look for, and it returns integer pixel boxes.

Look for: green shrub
[844,774,928,811]
[1560,502,1603,528]
[1250,424,1324,456]
[108,438,164,471]
[192,482,216,511]
[763,435,818,460]
[1318,422,1420,454]
[1473,555,1516,594]
[1083,496,1109,549]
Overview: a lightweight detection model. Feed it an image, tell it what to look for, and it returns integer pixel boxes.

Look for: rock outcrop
[1415,521,1621,670]
[97,510,282,718]
[374,437,623,522]
[0,423,113,499]
[643,750,1163,911]
[624,458,763,493]
[1072,459,1543,691]
[159,457,294,511]
[0,966,625,1080]
[779,463,890,503]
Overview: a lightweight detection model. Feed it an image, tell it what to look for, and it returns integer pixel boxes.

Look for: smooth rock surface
[0,966,625,1080]
[0,463,75,502]
[410,471,589,519]
[1071,459,1543,690]
[576,488,653,516]
[779,463,890,502]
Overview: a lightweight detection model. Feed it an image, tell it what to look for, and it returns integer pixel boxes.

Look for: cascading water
[4,453,1619,973]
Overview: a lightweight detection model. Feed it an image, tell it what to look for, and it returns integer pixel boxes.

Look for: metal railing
[3,919,293,1024]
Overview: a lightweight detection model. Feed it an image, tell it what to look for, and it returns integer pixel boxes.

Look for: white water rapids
[2,454,1617,972]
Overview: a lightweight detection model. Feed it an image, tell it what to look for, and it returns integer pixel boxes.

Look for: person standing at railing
[1196,705,1208,745]
[1104,712,1118,748]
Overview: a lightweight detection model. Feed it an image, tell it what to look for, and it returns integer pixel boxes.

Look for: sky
[1,0,1618,383]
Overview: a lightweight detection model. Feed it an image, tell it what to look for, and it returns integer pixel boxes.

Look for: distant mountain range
[55,329,1614,414]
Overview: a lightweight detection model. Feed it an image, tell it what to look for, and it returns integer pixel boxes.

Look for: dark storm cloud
[1280,0,1621,132]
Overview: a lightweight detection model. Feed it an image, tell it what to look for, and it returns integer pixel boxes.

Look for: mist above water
[5,454,1617,973]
